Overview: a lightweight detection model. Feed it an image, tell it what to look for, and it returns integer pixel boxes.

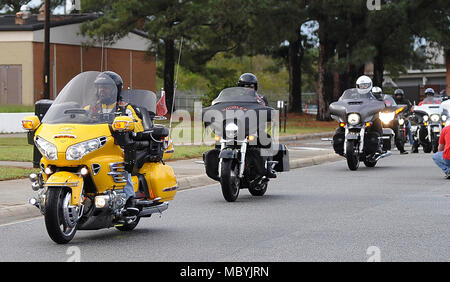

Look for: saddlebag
[140,162,178,201]
[273,144,290,172]
[203,149,220,181]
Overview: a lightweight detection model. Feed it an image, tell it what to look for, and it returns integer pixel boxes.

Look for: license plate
[433,127,440,133]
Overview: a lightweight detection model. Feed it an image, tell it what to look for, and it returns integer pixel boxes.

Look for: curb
[0,153,342,224]
[0,204,41,225]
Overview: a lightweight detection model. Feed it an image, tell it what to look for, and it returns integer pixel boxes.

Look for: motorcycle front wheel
[220,159,240,202]
[44,187,79,244]
[346,141,360,171]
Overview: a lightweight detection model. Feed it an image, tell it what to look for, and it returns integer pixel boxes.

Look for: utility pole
[43,0,50,99]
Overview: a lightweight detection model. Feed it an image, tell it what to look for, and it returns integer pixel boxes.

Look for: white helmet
[356,75,373,94]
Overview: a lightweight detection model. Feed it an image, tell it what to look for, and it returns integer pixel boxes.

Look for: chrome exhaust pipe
[138,202,169,217]
[374,150,392,162]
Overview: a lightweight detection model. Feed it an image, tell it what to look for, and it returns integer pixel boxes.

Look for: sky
[27,0,74,14]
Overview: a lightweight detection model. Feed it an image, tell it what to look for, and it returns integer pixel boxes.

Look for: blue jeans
[407,121,413,145]
[123,171,135,200]
[432,151,450,174]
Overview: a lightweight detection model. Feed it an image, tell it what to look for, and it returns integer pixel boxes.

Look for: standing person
[432,125,450,178]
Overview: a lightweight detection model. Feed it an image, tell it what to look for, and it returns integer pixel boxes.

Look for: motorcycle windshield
[382,95,397,108]
[339,88,377,101]
[421,97,441,105]
[211,87,261,105]
[121,89,157,115]
[42,71,118,124]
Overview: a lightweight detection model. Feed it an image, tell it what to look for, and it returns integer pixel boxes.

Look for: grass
[277,113,337,136]
[0,166,39,181]
[0,137,33,162]
[170,145,213,161]
[0,104,34,113]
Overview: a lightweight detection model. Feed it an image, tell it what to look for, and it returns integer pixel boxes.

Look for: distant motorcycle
[330,88,392,171]
[202,87,289,202]
[411,97,446,153]
[378,95,408,154]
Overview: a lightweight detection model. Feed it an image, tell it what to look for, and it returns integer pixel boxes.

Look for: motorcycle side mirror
[21,115,40,131]
[112,116,135,132]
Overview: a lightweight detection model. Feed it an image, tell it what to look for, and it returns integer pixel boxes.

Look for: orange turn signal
[22,120,33,130]
[214,136,220,141]
[112,116,134,132]
[248,135,255,141]
[395,107,405,114]
[21,116,40,131]
[113,121,127,130]
[339,122,346,128]
[365,122,372,127]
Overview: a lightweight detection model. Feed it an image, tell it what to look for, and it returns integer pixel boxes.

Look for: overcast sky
[28,0,73,14]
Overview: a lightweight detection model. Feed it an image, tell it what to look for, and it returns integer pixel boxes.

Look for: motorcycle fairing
[330,88,385,123]
[45,171,84,206]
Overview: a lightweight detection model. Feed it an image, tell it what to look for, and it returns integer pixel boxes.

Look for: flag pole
[168,36,184,138]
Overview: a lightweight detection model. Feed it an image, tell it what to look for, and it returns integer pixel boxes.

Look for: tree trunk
[373,46,384,88]
[164,38,175,114]
[288,38,304,113]
[316,35,335,121]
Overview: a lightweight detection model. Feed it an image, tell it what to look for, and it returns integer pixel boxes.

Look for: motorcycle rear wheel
[44,187,78,244]
[220,159,240,202]
[248,181,268,197]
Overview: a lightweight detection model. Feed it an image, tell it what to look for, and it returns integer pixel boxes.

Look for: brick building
[0,13,156,105]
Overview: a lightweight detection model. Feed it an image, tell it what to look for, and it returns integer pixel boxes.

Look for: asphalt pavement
[0,136,448,262]
[0,132,338,225]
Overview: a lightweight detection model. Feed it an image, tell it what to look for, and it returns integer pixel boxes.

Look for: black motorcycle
[378,95,408,154]
[202,87,289,202]
[330,88,392,171]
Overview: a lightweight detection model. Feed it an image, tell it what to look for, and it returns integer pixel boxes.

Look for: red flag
[156,90,168,116]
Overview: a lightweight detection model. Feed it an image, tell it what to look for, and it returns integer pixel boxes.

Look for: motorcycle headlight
[430,114,440,123]
[225,123,239,139]
[379,112,395,124]
[399,118,405,126]
[66,137,106,160]
[35,136,58,160]
[423,115,429,122]
[442,115,447,121]
[347,113,361,125]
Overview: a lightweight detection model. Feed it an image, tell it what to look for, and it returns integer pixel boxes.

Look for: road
[0,150,448,262]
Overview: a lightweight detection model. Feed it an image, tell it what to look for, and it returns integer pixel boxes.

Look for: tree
[81,0,252,113]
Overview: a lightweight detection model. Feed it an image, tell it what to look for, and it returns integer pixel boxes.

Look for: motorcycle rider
[89,71,143,216]
[333,76,384,155]
[237,73,269,106]
[394,89,413,145]
[357,76,384,149]
[237,73,276,178]
[412,88,440,153]
[418,88,438,105]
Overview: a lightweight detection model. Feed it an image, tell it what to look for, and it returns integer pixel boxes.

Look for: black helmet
[94,72,119,105]
[394,89,404,100]
[237,73,258,91]
[424,88,435,97]
[103,71,123,95]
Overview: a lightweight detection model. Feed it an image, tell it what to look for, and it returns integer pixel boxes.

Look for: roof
[0,14,98,31]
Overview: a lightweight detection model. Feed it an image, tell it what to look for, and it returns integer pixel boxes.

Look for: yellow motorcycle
[22,71,177,244]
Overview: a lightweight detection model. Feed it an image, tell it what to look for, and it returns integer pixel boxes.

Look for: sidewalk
[0,132,340,224]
